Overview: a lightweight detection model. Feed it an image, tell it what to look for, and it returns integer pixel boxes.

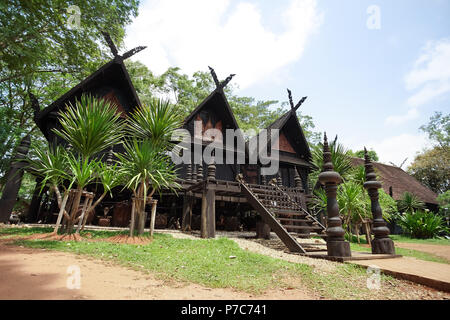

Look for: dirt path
[0,243,314,300]
[395,242,450,262]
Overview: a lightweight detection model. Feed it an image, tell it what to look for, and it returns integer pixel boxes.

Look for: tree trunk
[149,200,157,237]
[67,187,83,234]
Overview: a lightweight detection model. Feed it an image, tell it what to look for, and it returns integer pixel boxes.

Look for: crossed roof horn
[287,89,307,112]
[208,66,235,90]
[102,32,147,60]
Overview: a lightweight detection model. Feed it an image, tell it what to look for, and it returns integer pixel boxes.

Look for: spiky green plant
[53,94,125,161]
[38,95,125,233]
[397,210,449,239]
[126,97,183,150]
[118,98,183,236]
[26,143,69,208]
[337,181,368,232]
[310,136,354,188]
[397,192,425,214]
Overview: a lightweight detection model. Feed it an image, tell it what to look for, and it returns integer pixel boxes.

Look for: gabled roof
[351,157,438,204]
[249,108,312,163]
[35,56,141,138]
[183,88,240,131]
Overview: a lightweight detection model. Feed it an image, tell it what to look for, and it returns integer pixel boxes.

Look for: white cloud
[385,38,450,126]
[405,38,450,107]
[366,133,429,168]
[124,0,322,89]
[385,107,419,125]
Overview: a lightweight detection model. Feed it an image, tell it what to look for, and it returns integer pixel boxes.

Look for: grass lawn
[0,226,400,299]
[349,242,449,265]
[389,235,450,246]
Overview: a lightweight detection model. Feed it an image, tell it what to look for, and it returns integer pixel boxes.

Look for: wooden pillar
[0,135,31,223]
[276,172,282,186]
[363,148,395,254]
[201,162,216,238]
[27,177,44,222]
[318,133,351,257]
[294,166,303,191]
[182,193,192,231]
[186,164,192,182]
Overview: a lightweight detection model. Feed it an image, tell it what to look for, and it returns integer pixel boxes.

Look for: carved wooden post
[276,172,282,186]
[363,148,395,254]
[192,164,197,182]
[186,164,192,182]
[261,175,266,185]
[318,133,351,257]
[294,167,303,191]
[27,177,44,222]
[201,162,216,238]
[197,163,203,180]
[182,194,192,231]
[0,135,31,223]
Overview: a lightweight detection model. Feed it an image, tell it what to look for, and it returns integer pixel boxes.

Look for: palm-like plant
[337,181,368,233]
[310,136,354,188]
[126,97,182,149]
[48,94,125,233]
[53,94,125,161]
[397,191,425,214]
[119,98,183,236]
[26,143,69,209]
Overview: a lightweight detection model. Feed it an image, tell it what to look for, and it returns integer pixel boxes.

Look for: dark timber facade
[29,47,330,254]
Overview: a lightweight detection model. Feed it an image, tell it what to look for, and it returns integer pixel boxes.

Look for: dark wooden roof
[183,88,240,130]
[248,109,312,166]
[35,56,141,138]
[351,157,438,204]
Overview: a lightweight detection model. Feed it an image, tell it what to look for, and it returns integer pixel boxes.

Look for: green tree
[353,149,379,162]
[420,111,450,150]
[408,147,449,194]
[48,95,124,234]
[0,0,139,180]
[118,98,182,236]
[125,62,321,142]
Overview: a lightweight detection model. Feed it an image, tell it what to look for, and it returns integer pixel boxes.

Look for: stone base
[327,240,351,257]
[372,238,395,255]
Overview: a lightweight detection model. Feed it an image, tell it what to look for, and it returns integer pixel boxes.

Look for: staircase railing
[268,180,326,232]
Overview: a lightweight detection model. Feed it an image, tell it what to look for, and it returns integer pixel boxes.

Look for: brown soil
[99,234,154,245]
[25,232,84,242]
[0,242,314,300]
[25,232,153,245]
[394,242,450,262]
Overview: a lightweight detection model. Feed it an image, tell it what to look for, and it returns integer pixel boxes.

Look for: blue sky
[124,0,450,167]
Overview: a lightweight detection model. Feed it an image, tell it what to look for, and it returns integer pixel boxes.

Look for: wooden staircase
[238,178,327,254]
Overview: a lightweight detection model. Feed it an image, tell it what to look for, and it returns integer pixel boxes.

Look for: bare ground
[0,242,315,300]
[394,242,450,262]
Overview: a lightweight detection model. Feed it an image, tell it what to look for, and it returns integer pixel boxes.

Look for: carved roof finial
[208,66,235,90]
[286,88,307,112]
[208,66,220,87]
[102,31,146,60]
[102,32,119,57]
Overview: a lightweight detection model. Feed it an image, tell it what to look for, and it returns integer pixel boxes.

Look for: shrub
[397,210,449,239]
